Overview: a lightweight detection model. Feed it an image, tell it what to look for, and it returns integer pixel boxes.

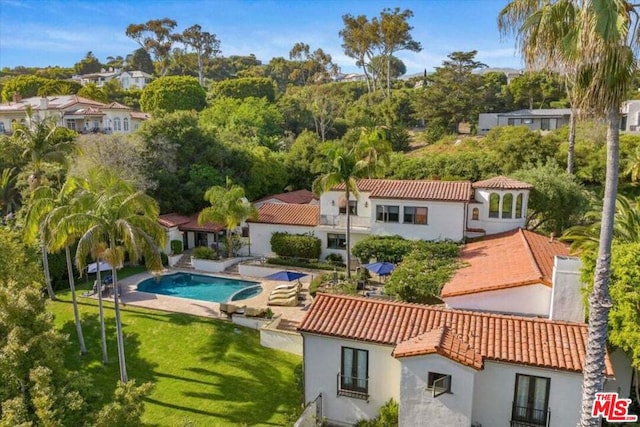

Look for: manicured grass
[48,268,303,426]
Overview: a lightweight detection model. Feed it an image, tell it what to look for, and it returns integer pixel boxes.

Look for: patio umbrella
[265,270,307,281]
[364,261,396,276]
[87,261,113,274]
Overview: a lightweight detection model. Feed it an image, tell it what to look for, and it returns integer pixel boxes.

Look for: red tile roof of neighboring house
[393,327,483,369]
[333,179,472,202]
[441,229,571,298]
[104,102,131,110]
[130,111,151,120]
[472,176,533,189]
[254,189,318,205]
[249,203,319,226]
[158,213,191,228]
[298,293,614,375]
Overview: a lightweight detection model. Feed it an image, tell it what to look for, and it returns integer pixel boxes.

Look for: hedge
[270,232,321,259]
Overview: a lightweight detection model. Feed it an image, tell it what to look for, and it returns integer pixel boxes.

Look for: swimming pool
[137,272,262,303]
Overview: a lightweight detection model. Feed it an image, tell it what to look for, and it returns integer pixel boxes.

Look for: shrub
[192,246,216,260]
[351,235,415,264]
[355,399,398,427]
[170,239,183,255]
[266,256,336,271]
[270,232,321,259]
[160,252,169,266]
[325,253,344,266]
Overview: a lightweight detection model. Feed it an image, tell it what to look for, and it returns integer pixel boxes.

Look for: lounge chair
[267,294,298,306]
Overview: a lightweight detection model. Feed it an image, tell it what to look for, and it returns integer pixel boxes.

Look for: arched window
[113,118,121,131]
[515,193,523,219]
[489,193,500,218]
[502,193,513,219]
[472,207,479,220]
[123,118,129,131]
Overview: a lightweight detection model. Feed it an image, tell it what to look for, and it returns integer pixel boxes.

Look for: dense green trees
[209,77,276,102]
[73,51,102,75]
[140,75,206,113]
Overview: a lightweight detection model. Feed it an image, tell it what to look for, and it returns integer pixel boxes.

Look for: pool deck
[102,268,315,325]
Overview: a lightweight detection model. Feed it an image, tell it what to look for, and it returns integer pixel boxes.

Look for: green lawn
[48,268,303,426]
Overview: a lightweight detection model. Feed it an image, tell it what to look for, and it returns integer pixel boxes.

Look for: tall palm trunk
[96,263,108,365]
[345,188,351,279]
[110,238,128,383]
[65,246,87,355]
[567,108,577,175]
[578,108,620,427]
[41,242,56,300]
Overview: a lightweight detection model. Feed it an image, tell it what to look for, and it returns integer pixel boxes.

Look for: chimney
[549,232,555,242]
[549,256,585,323]
[12,92,21,103]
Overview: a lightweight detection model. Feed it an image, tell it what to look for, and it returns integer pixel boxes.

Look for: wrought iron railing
[511,405,550,427]
[336,372,369,400]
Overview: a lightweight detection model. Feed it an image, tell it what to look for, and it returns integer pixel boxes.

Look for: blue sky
[0,0,522,75]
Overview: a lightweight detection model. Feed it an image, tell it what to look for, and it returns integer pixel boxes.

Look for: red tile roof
[178,214,224,232]
[130,111,151,120]
[249,203,319,226]
[333,179,472,202]
[441,229,570,298]
[254,189,318,205]
[472,176,533,189]
[393,327,483,369]
[104,102,131,110]
[299,293,614,375]
[158,213,191,228]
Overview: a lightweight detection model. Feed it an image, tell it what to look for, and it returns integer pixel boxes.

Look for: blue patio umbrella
[364,261,396,276]
[265,270,308,281]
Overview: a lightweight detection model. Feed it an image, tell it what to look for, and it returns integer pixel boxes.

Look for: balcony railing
[319,215,370,229]
[336,372,369,400]
[511,405,550,427]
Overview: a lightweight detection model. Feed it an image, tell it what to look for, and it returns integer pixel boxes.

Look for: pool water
[137,272,262,303]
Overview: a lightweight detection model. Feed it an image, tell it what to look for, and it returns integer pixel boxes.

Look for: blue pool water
[137,272,262,303]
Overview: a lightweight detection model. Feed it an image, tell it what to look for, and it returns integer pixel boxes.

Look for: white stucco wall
[302,334,400,426]
[550,256,585,323]
[472,361,583,427]
[399,354,476,427]
[605,349,634,399]
[248,223,316,257]
[443,284,552,317]
[472,188,528,235]
[369,199,466,242]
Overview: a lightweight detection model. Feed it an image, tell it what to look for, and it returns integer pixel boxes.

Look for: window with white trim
[427,372,451,397]
[113,117,121,131]
[511,374,550,426]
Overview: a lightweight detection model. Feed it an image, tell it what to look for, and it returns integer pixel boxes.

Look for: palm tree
[24,181,87,354]
[313,140,388,278]
[198,178,258,259]
[24,186,57,300]
[63,168,166,382]
[91,242,109,365]
[0,167,20,219]
[500,1,638,424]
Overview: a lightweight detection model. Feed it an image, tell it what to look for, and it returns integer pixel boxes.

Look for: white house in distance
[0,94,149,134]
[441,228,585,322]
[248,176,532,260]
[477,109,572,135]
[298,293,633,427]
[71,68,152,90]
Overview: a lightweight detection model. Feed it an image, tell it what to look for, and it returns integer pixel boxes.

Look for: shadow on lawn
[58,310,158,415]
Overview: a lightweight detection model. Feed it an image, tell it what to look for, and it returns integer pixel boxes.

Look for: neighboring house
[71,68,153,90]
[0,94,148,134]
[476,67,523,84]
[248,176,532,260]
[253,189,318,210]
[298,293,633,427]
[158,213,224,253]
[441,228,584,322]
[477,109,572,135]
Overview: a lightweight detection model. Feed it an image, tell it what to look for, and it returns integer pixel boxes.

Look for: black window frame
[338,347,369,399]
[404,206,428,225]
[489,193,500,218]
[502,193,513,219]
[339,200,358,215]
[515,193,523,219]
[511,373,551,426]
[427,371,452,397]
[376,205,400,223]
[327,233,347,250]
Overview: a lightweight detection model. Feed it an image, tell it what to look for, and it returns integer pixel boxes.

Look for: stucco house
[158,213,225,254]
[298,293,633,427]
[441,228,585,322]
[248,176,532,260]
[0,94,148,134]
[477,109,572,135]
[72,68,152,90]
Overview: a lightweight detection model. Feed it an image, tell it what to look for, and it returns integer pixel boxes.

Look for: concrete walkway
[104,268,315,324]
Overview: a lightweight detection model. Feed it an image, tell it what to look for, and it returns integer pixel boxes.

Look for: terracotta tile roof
[254,189,318,205]
[177,214,224,233]
[298,293,614,375]
[472,176,533,189]
[333,179,472,202]
[103,101,131,110]
[249,203,319,226]
[158,213,191,228]
[130,111,151,120]
[441,229,570,298]
[393,327,483,369]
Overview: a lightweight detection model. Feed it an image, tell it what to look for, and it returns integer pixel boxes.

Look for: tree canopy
[139,75,206,113]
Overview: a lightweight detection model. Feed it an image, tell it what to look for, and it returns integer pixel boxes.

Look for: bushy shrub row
[192,246,218,260]
[270,232,321,259]
[351,235,416,264]
[266,256,337,271]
